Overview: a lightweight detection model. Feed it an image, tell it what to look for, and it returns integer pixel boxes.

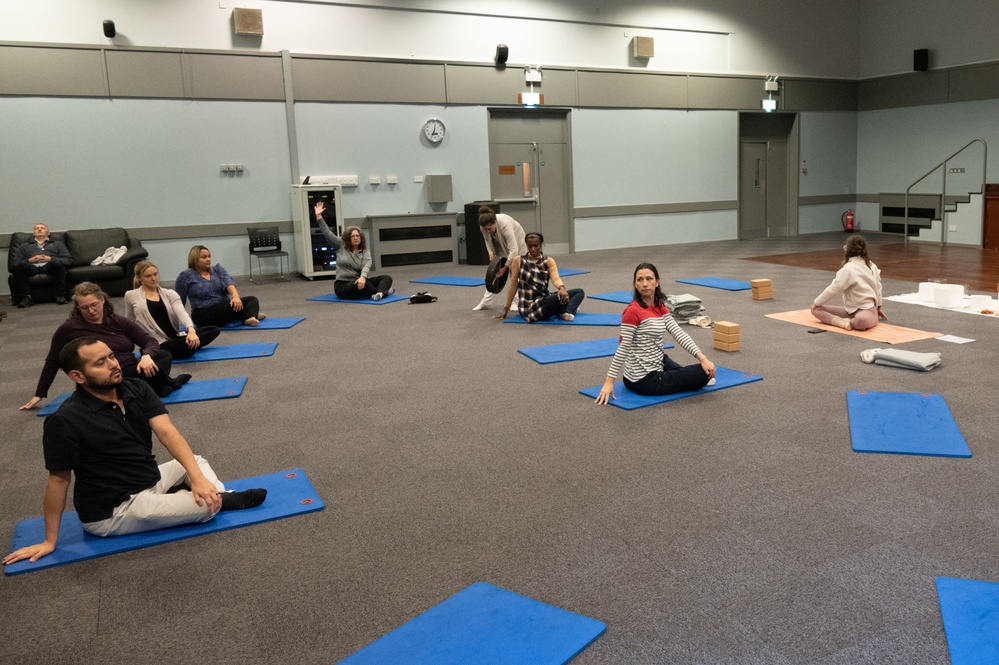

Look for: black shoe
[55,295,67,305]
[155,384,174,398]
[17,296,32,309]
[220,488,267,511]
[171,374,192,389]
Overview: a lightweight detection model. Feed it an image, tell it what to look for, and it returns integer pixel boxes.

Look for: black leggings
[122,349,176,392]
[159,326,221,360]
[623,354,710,396]
[191,297,260,327]
[334,276,393,300]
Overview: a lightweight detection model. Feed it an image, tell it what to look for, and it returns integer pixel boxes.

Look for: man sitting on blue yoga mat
[3,337,267,567]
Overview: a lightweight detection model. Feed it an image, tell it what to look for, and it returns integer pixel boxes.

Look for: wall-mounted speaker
[495,44,509,66]
[632,36,655,59]
[233,8,264,36]
[102,20,116,39]
[913,48,929,72]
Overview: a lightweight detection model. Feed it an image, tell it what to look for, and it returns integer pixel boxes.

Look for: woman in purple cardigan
[20,282,191,410]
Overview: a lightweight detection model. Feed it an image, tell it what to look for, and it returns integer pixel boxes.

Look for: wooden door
[984,184,999,251]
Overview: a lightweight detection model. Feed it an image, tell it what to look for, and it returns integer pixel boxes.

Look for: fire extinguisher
[842,209,855,233]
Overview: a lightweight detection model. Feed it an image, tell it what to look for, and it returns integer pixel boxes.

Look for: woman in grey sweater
[314,202,394,300]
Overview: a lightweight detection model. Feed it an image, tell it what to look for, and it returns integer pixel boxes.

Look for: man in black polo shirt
[3,337,266,566]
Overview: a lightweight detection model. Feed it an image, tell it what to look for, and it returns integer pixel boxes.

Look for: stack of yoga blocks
[713,321,741,352]
[751,278,773,300]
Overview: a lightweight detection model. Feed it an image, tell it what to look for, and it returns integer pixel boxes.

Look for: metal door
[739,142,769,240]
[487,109,572,255]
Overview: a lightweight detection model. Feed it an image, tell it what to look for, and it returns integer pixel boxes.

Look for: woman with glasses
[20,282,190,410]
[314,202,394,301]
[315,201,395,300]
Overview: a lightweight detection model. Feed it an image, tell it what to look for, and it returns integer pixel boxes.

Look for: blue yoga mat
[410,276,485,287]
[579,366,763,410]
[337,581,605,665]
[223,316,304,330]
[937,576,999,665]
[307,293,409,304]
[4,469,323,575]
[411,271,589,289]
[173,342,277,364]
[504,312,621,326]
[676,276,752,291]
[589,290,633,305]
[847,390,971,458]
[519,338,672,365]
[37,376,248,417]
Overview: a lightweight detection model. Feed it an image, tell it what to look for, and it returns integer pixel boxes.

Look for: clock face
[423,118,446,144]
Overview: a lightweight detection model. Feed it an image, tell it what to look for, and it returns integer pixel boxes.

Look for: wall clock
[423,118,446,144]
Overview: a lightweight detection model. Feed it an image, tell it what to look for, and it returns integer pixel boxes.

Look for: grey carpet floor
[2,231,997,664]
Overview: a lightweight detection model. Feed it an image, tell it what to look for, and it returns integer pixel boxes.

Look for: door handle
[492,197,539,205]
[755,158,762,188]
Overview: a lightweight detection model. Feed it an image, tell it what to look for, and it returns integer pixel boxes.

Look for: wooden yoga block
[713,331,740,344]
[714,339,741,352]
[752,289,773,301]
[750,279,772,288]
[714,321,740,335]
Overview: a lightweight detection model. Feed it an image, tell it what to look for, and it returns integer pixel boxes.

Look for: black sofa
[7,227,149,303]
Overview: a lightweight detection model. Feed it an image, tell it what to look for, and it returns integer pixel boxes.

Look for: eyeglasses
[77,301,103,312]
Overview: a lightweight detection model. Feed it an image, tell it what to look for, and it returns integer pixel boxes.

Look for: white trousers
[83,457,226,537]
[476,289,518,309]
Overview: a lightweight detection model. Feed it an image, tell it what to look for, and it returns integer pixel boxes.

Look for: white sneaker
[472,291,495,311]
[371,292,383,301]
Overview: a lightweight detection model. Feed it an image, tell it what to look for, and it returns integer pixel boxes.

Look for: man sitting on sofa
[12,223,73,307]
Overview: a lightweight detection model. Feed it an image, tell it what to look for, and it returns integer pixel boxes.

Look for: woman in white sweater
[811,235,887,331]
[124,260,220,359]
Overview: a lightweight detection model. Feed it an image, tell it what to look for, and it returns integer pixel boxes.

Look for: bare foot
[244,317,260,327]
[258,313,267,321]
[831,316,852,330]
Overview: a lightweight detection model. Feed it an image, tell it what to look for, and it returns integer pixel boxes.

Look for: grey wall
[0,1,863,78]
[857,99,998,193]
[3,0,999,293]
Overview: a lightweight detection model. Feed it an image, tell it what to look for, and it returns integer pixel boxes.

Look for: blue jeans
[623,353,710,396]
[536,288,585,320]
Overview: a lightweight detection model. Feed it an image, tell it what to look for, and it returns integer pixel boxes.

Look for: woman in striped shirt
[595,263,716,405]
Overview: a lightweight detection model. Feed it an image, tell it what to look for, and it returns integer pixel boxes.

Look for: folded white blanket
[871,348,942,372]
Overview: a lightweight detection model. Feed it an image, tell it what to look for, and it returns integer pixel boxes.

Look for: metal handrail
[904,138,987,244]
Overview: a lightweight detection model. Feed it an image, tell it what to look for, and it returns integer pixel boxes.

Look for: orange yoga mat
[765,309,942,344]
